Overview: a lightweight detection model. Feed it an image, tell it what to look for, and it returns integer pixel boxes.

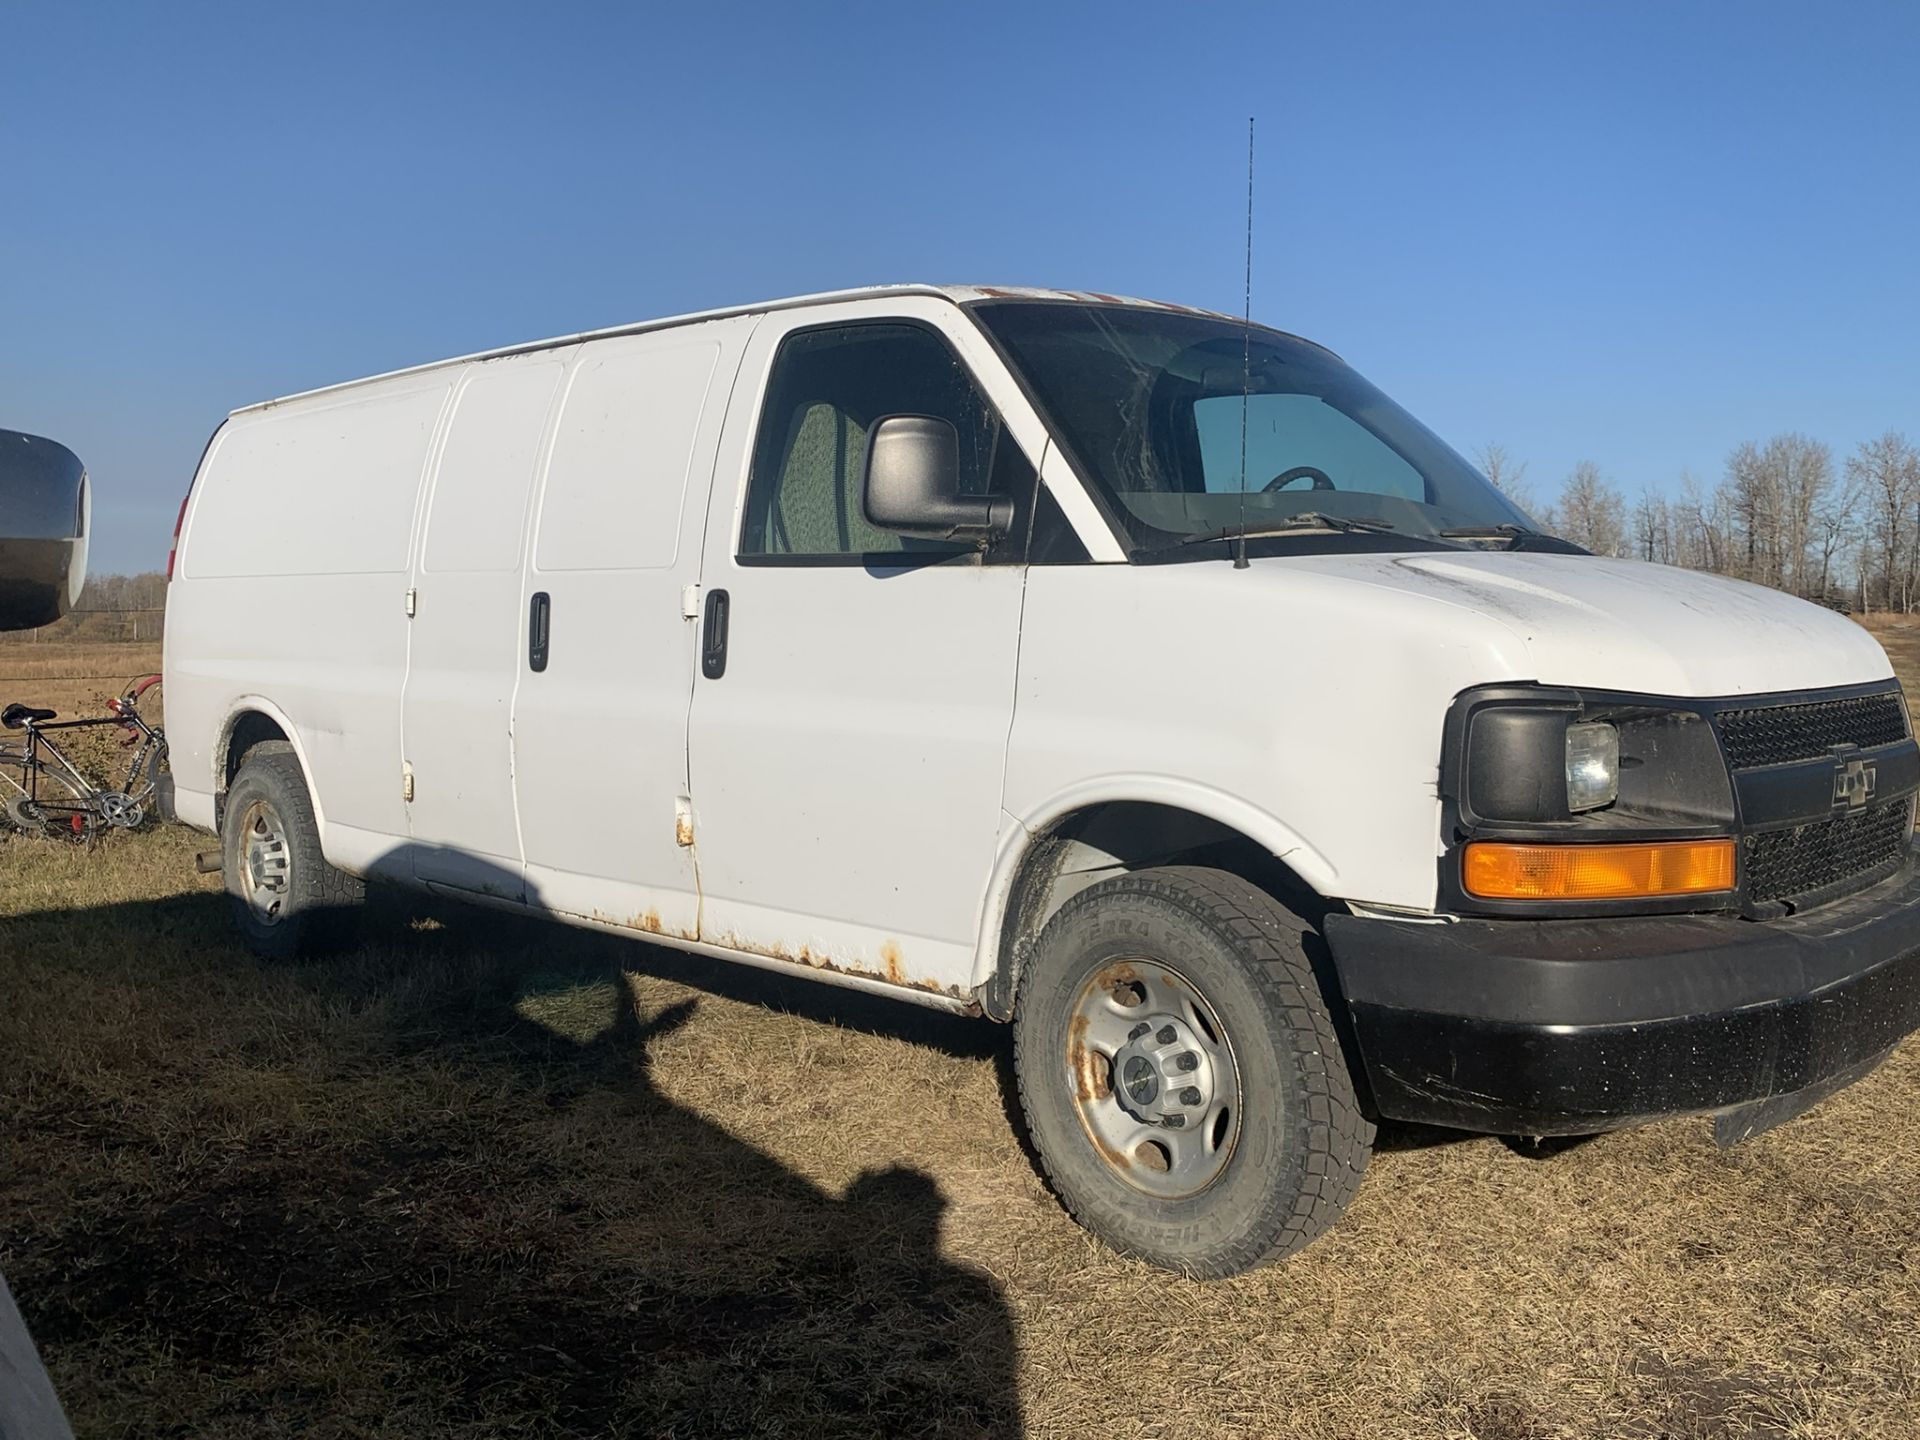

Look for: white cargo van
[165,285,1920,1276]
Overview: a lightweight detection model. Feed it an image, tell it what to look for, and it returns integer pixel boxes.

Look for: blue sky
[4,1,1916,571]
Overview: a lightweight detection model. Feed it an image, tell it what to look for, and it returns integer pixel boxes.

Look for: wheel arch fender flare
[214,697,326,836]
[970,776,1340,1005]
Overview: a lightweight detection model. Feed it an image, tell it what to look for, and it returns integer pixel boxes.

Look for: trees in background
[1552,461,1628,557]
[73,572,167,613]
[1484,431,1917,609]
[1474,443,1535,517]
[1632,487,1674,565]
[1848,432,1920,611]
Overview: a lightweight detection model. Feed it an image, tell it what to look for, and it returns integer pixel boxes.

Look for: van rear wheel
[1012,865,1373,1277]
[222,741,362,958]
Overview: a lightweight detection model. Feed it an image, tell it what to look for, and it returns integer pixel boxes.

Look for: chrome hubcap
[238,799,290,922]
[1066,959,1242,1199]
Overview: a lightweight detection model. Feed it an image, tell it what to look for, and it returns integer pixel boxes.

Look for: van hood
[1290,550,1892,698]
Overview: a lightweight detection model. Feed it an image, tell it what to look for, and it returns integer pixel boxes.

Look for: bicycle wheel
[0,747,30,833]
[2,769,99,841]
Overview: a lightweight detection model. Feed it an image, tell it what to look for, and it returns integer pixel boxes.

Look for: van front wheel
[222,741,362,958]
[1012,866,1373,1277]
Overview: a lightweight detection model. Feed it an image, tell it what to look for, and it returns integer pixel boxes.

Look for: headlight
[1446,686,1741,911]
[1455,692,1734,830]
[1564,722,1619,812]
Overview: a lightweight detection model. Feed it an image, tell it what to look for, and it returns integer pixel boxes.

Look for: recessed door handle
[528,591,551,672]
[702,588,729,680]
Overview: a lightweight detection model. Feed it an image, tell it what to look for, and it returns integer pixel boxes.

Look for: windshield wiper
[1178,512,1398,546]
[1438,524,1587,554]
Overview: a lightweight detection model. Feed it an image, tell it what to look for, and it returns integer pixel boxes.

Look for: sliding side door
[511,316,757,932]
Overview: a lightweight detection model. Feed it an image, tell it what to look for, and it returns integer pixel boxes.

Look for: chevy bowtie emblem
[1833,758,1877,811]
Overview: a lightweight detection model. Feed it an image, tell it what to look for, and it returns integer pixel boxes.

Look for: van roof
[232,284,1242,415]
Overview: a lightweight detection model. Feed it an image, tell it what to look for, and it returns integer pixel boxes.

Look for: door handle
[528,591,551,672]
[701,588,730,680]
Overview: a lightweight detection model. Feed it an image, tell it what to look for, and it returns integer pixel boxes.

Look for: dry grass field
[3,628,1920,1438]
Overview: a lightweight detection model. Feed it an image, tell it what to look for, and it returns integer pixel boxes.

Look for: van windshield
[970,301,1539,557]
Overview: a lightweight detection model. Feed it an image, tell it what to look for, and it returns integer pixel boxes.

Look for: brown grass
[3,631,1920,1438]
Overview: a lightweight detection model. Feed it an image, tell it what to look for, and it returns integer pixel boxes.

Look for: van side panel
[185,384,443,579]
[513,316,756,932]
[166,375,452,864]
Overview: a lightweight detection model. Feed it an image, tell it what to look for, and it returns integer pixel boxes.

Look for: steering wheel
[1263,465,1336,493]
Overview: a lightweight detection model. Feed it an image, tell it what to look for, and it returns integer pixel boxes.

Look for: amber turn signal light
[1462,838,1736,901]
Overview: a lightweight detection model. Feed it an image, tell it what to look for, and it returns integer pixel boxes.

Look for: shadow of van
[1,842,1025,1438]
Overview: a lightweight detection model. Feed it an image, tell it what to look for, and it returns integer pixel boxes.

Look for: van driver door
[685,300,1047,995]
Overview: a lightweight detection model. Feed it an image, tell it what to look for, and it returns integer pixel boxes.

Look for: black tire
[222,741,362,958]
[1012,865,1374,1277]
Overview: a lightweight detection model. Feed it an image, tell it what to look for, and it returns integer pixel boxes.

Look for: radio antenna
[1234,116,1254,570]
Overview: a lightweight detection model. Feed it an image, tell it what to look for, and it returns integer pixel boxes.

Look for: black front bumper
[1324,854,1920,1136]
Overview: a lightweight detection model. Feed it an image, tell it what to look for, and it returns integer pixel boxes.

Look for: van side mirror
[863,415,1014,543]
[0,429,89,631]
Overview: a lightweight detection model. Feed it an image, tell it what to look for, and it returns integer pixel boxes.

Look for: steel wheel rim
[1065,958,1243,1199]
[238,798,291,923]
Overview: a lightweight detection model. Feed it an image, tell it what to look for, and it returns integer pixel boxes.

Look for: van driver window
[740,324,1007,558]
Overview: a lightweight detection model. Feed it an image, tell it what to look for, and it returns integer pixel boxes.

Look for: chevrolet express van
[164,285,1920,1276]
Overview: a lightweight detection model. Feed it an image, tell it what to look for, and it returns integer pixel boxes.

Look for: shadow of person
[505,975,1025,1437]
[3,876,1026,1438]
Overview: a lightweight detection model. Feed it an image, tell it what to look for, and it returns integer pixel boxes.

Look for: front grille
[1744,800,1914,905]
[1716,691,1908,769]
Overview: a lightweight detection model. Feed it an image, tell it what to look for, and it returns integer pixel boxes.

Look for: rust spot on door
[575,908,698,942]
[707,932,971,1003]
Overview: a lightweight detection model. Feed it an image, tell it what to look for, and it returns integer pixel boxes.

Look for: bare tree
[1765,433,1833,597]
[1849,432,1920,611]
[1633,488,1674,564]
[1724,441,1782,587]
[1475,443,1535,517]
[1812,460,1861,605]
[1555,462,1628,557]
[1671,469,1728,574]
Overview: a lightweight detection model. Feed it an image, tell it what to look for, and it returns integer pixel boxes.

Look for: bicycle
[0,674,168,840]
